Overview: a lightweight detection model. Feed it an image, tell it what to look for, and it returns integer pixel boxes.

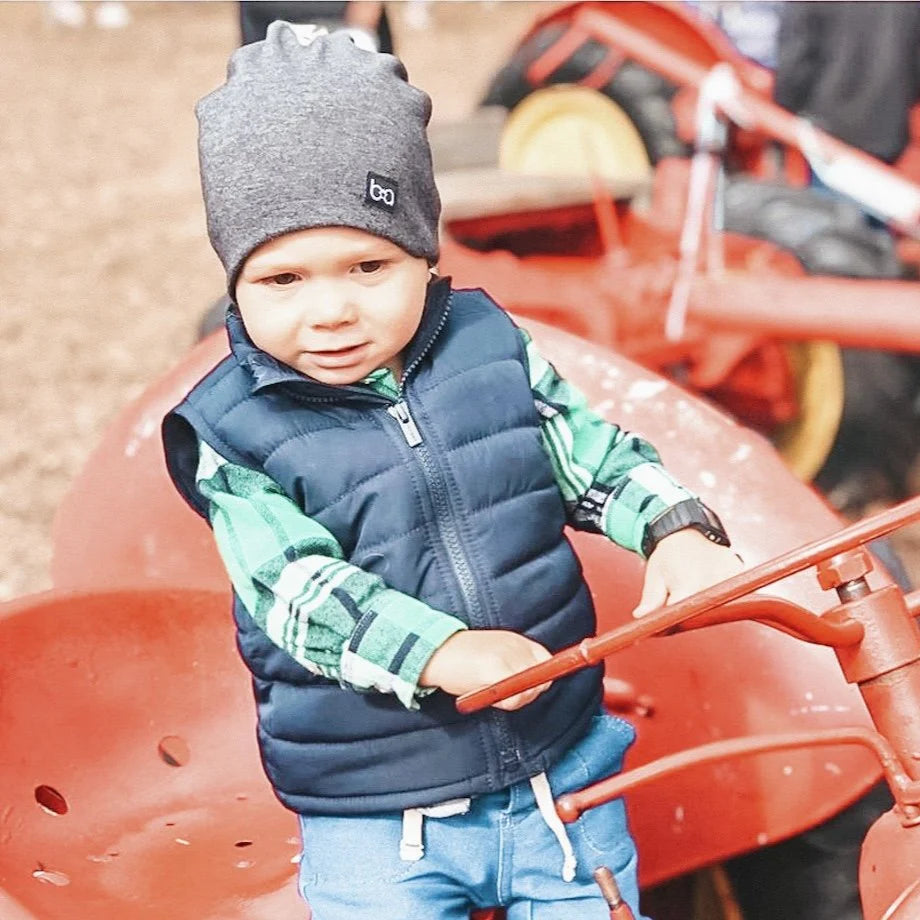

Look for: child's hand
[420,630,553,711]
[633,528,744,618]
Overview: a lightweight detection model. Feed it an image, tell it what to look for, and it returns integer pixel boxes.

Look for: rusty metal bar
[553,726,914,824]
[690,274,920,354]
[526,25,590,86]
[590,174,624,254]
[602,677,654,718]
[456,496,920,714]
[907,590,920,618]
[594,867,637,920]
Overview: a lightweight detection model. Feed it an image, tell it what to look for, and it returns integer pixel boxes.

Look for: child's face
[236,226,430,385]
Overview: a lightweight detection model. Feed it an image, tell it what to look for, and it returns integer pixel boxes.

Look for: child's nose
[307,283,358,329]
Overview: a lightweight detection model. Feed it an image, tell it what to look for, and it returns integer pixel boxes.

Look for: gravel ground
[2,0,917,601]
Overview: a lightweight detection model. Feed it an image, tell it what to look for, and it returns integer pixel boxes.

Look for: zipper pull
[388,400,423,447]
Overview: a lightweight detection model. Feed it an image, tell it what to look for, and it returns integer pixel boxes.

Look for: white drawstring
[398,776,577,884]
[400,797,471,861]
[529,771,577,882]
[399,808,425,862]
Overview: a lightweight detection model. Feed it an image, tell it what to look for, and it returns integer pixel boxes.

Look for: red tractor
[0,315,917,919]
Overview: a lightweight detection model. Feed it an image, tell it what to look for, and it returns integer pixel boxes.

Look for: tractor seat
[0,587,508,920]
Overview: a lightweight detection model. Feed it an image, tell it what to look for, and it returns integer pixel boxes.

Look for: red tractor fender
[508,0,768,89]
[45,318,885,895]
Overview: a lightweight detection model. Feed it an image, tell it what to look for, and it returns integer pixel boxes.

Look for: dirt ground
[0,0,554,600]
[1,0,917,602]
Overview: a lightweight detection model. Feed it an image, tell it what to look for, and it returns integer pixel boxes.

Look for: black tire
[725,781,894,920]
[482,24,686,163]
[722,179,905,277]
[720,180,920,511]
[815,348,920,513]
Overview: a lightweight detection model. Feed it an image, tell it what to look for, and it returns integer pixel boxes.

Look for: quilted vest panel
[163,281,602,814]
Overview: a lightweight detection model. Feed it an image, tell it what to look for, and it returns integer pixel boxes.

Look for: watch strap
[641,499,730,558]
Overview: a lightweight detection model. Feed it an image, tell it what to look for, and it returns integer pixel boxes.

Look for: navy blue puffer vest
[163,280,602,815]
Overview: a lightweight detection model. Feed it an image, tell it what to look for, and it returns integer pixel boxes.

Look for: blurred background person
[238,1,393,53]
[689,0,783,69]
[774,0,920,166]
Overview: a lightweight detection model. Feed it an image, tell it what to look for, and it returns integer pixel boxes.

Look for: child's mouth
[308,343,369,367]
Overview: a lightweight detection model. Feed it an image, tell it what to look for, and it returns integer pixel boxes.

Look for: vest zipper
[387,402,422,446]
[385,295,486,625]
[385,293,452,448]
[407,419,520,769]
[386,295,522,771]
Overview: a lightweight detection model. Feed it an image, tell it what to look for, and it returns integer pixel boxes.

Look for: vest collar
[227,277,453,398]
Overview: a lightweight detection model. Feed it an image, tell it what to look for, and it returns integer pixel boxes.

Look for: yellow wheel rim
[500,86,842,484]
[499,85,652,182]
[773,341,846,481]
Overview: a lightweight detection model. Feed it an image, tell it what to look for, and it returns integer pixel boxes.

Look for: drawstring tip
[399,841,424,862]
[400,808,425,862]
[562,855,577,882]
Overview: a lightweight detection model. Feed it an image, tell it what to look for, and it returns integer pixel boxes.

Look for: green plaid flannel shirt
[196,329,694,709]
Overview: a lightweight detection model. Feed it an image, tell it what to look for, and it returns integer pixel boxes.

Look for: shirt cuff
[600,467,696,557]
[341,589,468,711]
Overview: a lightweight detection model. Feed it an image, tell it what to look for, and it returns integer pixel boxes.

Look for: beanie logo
[365,172,398,213]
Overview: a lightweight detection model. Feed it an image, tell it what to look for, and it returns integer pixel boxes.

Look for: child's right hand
[420,630,553,711]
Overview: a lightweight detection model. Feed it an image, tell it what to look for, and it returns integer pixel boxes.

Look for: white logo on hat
[369,177,394,206]
[365,172,398,213]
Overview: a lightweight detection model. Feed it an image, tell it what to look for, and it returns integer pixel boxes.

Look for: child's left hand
[633,528,744,618]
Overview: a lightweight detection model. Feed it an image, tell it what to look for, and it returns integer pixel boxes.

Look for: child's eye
[356,260,384,274]
[266,272,299,286]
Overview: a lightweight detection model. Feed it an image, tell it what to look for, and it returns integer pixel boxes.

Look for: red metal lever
[673,594,864,646]
[554,726,917,824]
[456,496,920,714]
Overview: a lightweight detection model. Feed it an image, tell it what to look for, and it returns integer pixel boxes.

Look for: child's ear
[428,265,439,279]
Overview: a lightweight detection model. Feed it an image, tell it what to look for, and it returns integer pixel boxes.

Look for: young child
[162,24,742,919]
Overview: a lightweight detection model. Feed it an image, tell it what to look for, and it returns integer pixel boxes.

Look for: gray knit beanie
[196,23,441,294]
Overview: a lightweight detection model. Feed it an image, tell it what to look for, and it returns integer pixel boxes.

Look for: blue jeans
[297,711,649,919]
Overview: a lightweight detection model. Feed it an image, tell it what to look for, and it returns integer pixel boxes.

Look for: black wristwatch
[641,499,731,558]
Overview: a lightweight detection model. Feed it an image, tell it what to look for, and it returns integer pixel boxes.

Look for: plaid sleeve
[520,328,698,556]
[195,439,466,708]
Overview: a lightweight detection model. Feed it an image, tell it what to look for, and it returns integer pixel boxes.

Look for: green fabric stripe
[518,324,698,550]
[208,503,264,617]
